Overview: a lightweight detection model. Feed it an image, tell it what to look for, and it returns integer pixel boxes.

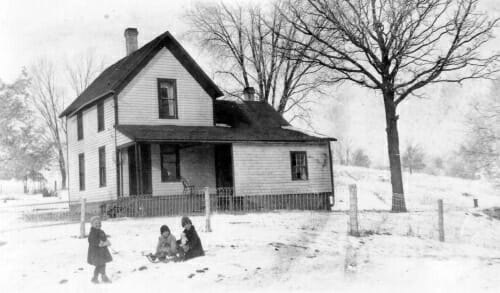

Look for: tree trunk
[383,92,407,212]
[58,145,67,189]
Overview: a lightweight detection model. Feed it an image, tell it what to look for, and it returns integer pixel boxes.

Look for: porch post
[116,147,121,198]
[327,141,335,209]
[120,149,124,197]
[138,143,143,195]
[134,142,141,196]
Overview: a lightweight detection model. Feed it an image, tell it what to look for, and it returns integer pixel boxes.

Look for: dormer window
[157,78,177,119]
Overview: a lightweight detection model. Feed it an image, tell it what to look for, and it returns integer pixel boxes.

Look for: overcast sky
[1,0,500,166]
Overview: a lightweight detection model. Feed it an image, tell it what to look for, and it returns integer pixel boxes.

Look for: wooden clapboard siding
[232,143,331,196]
[116,131,132,147]
[118,48,214,126]
[67,97,117,203]
[150,144,216,195]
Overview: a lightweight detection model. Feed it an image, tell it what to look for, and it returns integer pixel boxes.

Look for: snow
[0,166,500,292]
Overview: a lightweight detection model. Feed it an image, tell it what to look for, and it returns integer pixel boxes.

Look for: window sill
[161,179,181,183]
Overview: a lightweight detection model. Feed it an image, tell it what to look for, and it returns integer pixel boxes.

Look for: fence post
[79,197,87,238]
[473,198,478,208]
[438,199,445,242]
[205,187,212,232]
[349,184,360,237]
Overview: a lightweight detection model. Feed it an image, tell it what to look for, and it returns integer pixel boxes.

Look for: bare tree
[463,80,500,182]
[66,50,106,97]
[279,0,500,211]
[334,135,354,165]
[29,59,67,189]
[352,148,371,167]
[185,1,324,122]
[402,142,426,174]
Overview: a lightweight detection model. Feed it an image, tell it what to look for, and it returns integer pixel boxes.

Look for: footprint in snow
[59,279,68,284]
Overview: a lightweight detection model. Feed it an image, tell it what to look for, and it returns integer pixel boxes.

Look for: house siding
[118,47,214,126]
[67,97,117,203]
[116,131,132,147]
[232,143,332,196]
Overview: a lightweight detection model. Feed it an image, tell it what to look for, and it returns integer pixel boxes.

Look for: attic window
[157,79,178,119]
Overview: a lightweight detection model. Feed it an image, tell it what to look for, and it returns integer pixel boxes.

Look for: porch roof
[116,124,335,145]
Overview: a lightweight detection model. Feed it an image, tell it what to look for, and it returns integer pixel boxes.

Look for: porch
[117,142,234,198]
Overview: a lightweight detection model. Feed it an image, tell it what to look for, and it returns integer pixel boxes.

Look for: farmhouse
[60,28,336,214]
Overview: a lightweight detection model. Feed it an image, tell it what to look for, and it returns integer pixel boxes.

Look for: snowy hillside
[0,166,499,293]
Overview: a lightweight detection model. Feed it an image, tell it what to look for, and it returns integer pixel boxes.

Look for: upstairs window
[157,79,177,119]
[290,151,308,180]
[98,146,106,187]
[97,101,104,132]
[160,144,180,182]
[79,153,85,190]
[77,112,83,140]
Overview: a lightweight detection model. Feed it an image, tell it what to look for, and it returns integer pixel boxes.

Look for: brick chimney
[124,28,138,56]
[243,87,257,101]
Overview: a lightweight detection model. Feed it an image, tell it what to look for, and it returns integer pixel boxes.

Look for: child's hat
[160,225,170,234]
[90,216,101,225]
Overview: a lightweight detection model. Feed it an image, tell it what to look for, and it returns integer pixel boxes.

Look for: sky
[1,0,499,166]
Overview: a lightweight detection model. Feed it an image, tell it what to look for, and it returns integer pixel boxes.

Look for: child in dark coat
[87,216,112,284]
[178,216,204,261]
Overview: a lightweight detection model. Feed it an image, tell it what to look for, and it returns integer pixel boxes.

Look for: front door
[215,144,234,189]
[128,144,152,196]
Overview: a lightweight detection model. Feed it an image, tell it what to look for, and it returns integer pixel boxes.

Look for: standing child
[87,216,112,284]
[146,225,177,263]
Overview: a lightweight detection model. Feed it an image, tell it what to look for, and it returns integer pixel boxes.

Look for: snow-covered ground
[0,166,499,293]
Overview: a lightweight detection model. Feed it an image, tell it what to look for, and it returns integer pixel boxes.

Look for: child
[87,216,112,284]
[146,225,177,263]
[178,216,204,261]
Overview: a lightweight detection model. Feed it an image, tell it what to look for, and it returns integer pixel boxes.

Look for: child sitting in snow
[176,216,204,261]
[146,225,177,262]
[87,216,112,284]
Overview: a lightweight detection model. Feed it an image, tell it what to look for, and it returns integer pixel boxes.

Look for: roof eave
[59,90,115,118]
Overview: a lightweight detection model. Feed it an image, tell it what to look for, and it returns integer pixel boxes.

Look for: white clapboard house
[60,28,336,215]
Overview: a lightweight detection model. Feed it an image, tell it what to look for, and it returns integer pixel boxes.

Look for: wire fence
[2,184,498,251]
[340,183,500,250]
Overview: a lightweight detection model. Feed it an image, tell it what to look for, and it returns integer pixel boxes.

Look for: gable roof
[60,30,224,117]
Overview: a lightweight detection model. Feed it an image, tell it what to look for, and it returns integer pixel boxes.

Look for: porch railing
[98,188,333,219]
